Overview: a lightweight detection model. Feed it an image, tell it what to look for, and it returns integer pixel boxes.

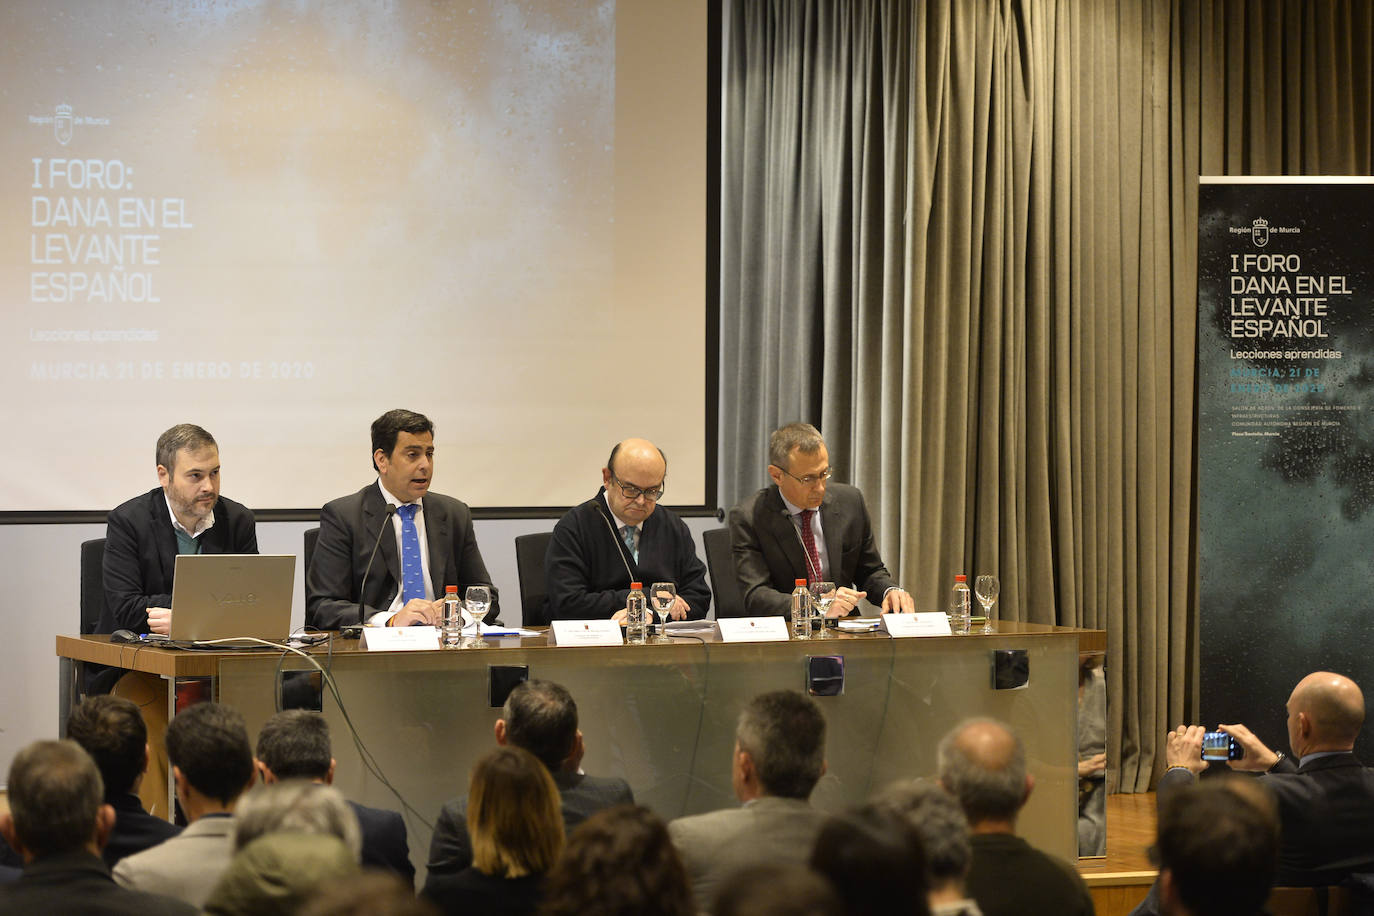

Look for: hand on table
[147,606,172,636]
[390,598,442,627]
[829,587,867,617]
[882,588,915,614]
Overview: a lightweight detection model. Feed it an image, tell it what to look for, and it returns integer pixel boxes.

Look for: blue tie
[621,525,639,563]
[396,504,425,603]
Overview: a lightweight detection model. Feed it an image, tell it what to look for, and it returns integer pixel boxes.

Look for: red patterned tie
[798,509,821,583]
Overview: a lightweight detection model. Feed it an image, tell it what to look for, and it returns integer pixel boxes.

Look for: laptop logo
[210,591,258,606]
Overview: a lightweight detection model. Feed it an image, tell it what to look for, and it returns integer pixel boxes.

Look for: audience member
[1154,670,1374,887]
[669,689,829,905]
[711,862,843,916]
[1154,778,1279,916]
[423,746,563,916]
[299,872,440,916]
[202,779,363,916]
[937,718,1094,916]
[0,739,196,914]
[875,779,982,916]
[809,805,930,916]
[427,679,632,876]
[255,709,413,881]
[539,805,695,916]
[112,701,256,907]
[544,438,712,621]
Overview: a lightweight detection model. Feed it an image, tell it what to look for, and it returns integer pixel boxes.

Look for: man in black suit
[0,740,196,915]
[545,437,711,621]
[306,408,498,630]
[1155,671,1374,888]
[253,709,414,885]
[425,678,633,881]
[100,423,258,635]
[727,422,913,617]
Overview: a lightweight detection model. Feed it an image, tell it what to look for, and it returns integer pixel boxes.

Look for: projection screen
[0,0,713,516]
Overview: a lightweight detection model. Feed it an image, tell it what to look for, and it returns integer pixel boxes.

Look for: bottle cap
[445,585,458,594]
[795,578,807,587]
[631,582,642,589]
[954,574,967,582]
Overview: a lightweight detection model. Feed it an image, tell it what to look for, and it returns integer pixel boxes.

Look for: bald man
[1155,671,1374,889]
[544,439,711,621]
[937,718,1094,916]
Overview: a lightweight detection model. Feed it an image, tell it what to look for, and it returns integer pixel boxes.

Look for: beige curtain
[719,0,1373,791]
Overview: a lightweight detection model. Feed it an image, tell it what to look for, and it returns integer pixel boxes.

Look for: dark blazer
[305,483,498,631]
[726,482,897,616]
[0,850,198,915]
[100,487,259,633]
[102,793,182,868]
[965,833,1094,916]
[544,489,711,620]
[425,770,633,879]
[422,868,543,916]
[348,800,415,885]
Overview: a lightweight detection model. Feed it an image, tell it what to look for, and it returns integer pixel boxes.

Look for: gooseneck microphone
[357,504,397,627]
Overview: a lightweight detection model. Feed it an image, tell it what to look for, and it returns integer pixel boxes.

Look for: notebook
[168,553,295,644]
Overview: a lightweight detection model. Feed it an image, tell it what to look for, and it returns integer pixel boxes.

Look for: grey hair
[768,423,824,471]
[231,779,362,862]
[936,718,1027,824]
[874,778,972,884]
[156,423,217,472]
[735,690,826,800]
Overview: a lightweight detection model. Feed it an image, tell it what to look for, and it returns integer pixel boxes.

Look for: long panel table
[58,622,1105,880]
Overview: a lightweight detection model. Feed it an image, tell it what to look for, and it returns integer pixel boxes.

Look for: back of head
[712,863,843,916]
[467,745,564,878]
[936,718,1027,824]
[809,805,930,916]
[231,779,363,862]
[736,690,826,799]
[205,831,358,916]
[539,805,694,916]
[66,694,147,798]
[1156,778,1279,916]
[769,423,824,469]
[1296,671,1365,747]
[255,710,332,781]
[874,778,972,890]
[6,740,103,858]
[502,679,578,771]
[166,701,255,805]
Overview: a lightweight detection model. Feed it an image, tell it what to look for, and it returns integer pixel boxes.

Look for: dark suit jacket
[425,770,633,879]
[348,800,414,885]
[726,483,897,616]
[102,793,182,868]
[544,489,711,620]
[0,850,198,915]
[965,833,1094,916]
[305,483,498,631]
[100,488,259,633]
[1154,751,1374,889]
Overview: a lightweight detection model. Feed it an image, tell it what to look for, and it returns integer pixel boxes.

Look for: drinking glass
[808,581,837,638]
[463,585,491,648]
[649,582,676,644]
[974,575,999,634]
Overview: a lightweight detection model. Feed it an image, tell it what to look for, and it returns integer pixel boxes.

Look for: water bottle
[626,581,647,645]
[949,574,972,634]
[442,585,463,648]
[791,579,812,640]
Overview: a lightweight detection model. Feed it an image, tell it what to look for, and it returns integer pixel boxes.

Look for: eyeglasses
[775,466,833,487]
[611,474,665,502]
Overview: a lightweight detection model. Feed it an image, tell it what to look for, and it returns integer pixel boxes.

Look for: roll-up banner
[1198,177,1374,761]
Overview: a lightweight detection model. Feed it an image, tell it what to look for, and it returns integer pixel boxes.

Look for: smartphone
[1201,730,1244,761]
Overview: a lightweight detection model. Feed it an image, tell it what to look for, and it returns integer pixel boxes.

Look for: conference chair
[514,531,554,628]
[73,537,121,704]
[701,527,745,617]
[304,526,319,576]
[80,537,107,634]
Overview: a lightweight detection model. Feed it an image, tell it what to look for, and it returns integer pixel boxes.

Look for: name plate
[550,619,625,647]
[716,616,791,643]
[881,612,952,638]
[362,626,442,651]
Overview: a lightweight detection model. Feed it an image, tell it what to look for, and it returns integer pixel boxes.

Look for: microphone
[357,504,396,627]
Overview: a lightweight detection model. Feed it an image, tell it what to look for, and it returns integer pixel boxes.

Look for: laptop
[168,554,296,644]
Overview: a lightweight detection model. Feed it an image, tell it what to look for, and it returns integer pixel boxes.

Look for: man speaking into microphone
[306,409,499,630]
